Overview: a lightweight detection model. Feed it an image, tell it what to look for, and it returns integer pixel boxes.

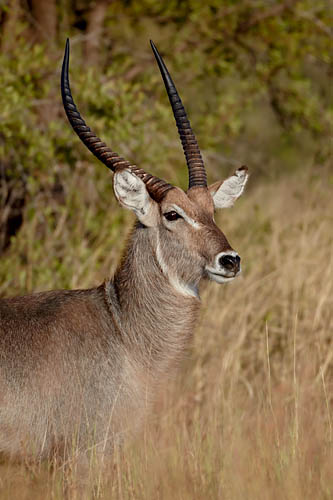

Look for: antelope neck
[112,224,200,364]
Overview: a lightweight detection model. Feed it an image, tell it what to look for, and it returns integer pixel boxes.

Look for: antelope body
[0,41,248,461]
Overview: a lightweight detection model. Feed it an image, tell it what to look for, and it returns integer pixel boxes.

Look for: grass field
[0,164,332,499]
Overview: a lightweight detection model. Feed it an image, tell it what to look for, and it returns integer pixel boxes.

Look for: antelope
[0,40,248,462]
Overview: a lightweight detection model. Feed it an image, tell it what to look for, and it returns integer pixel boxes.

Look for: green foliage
[0,0,331,290]
[1,1,331,183]
[107,0,331,138]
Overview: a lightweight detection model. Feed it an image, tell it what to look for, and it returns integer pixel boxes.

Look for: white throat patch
[155,236,198,299]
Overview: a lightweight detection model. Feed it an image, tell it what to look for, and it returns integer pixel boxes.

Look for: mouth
[206,268,239,284]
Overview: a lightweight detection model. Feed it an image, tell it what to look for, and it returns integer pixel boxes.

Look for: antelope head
[61,40,248,296]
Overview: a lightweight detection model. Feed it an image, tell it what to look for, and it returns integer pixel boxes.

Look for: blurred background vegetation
[0,0,331,294]
[0,3,332,497]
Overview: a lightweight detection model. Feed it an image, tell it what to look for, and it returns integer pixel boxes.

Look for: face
[113,167,248,288]
[159,186,241,285]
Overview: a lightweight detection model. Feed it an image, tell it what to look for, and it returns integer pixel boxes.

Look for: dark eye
[164,211,182,222]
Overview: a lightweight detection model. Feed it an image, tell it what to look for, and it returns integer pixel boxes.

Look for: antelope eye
[163,211,182,222]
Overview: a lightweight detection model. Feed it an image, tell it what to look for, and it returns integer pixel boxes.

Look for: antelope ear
[113,169,159,226]
[208,167,249,209]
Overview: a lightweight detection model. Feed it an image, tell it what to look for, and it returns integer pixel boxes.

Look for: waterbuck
[0,40,248,462]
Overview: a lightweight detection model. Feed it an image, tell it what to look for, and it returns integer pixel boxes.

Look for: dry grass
[0,165,332,499]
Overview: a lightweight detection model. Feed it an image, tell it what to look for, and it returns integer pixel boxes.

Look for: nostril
[219,255,235,270]
[219,254,240,272]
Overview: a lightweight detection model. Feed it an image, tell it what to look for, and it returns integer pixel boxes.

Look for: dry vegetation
[1,1,331,497]
[0,164,332,499]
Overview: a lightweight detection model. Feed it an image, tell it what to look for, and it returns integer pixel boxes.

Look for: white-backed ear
[113,169,159,226]
[208,167,249,209]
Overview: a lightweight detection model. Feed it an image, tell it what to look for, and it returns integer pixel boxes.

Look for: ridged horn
[61,39,173,202]
[150,40,207,190]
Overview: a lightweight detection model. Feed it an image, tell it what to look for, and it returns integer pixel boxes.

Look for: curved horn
[61,39,173,202]
[150,40,207,190]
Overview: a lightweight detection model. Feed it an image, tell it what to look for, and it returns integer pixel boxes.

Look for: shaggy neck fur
[112,223,201,375]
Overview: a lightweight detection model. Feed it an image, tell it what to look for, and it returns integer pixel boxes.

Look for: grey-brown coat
[0,40,249,461]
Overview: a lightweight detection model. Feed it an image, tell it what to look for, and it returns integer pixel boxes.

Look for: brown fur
[0,182,240,462]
